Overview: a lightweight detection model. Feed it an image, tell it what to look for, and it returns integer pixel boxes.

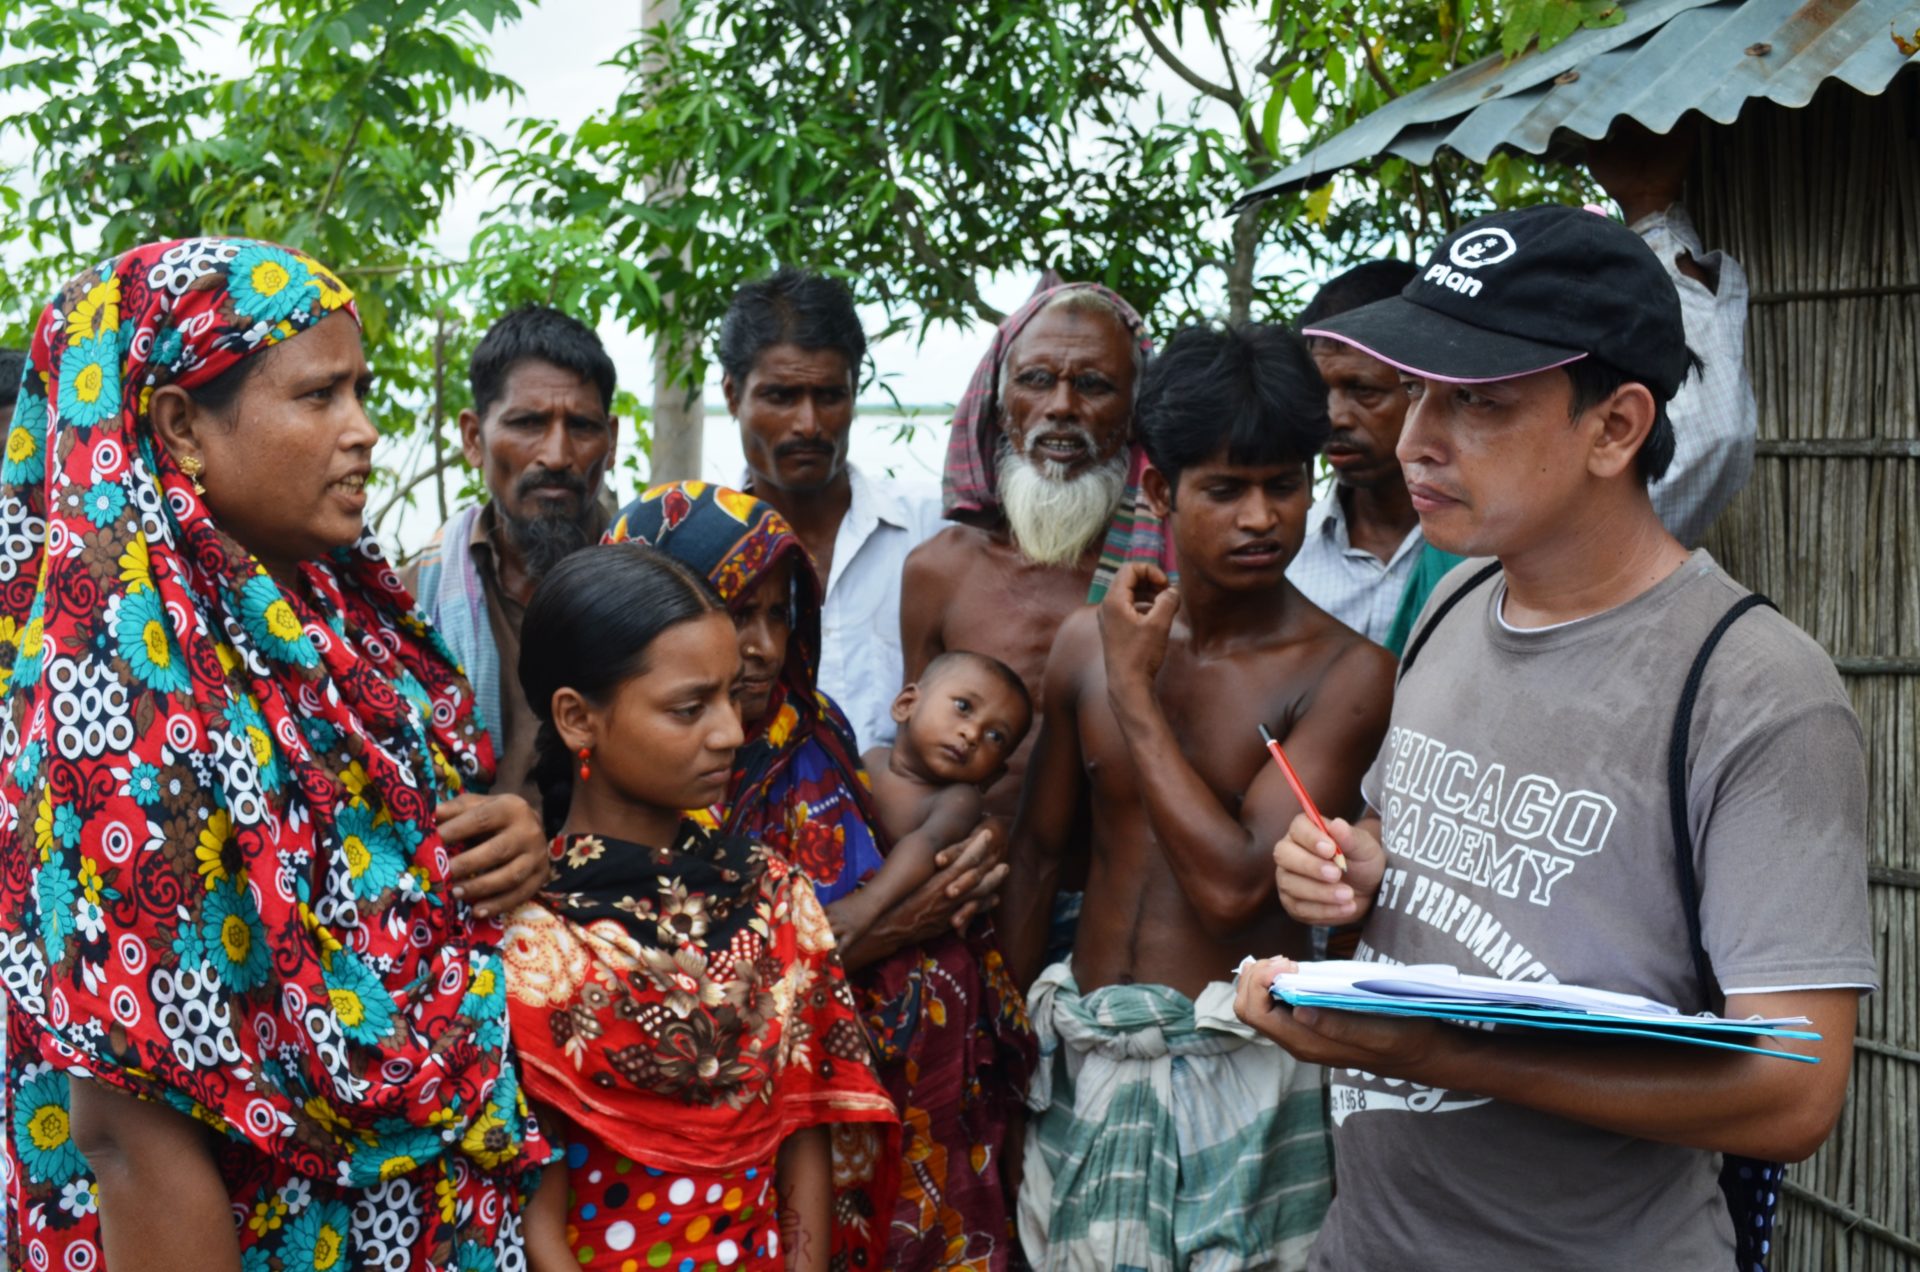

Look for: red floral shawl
[502,825,899,1245]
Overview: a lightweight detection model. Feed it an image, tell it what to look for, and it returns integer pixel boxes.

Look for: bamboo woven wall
[1693,69,1920,1271]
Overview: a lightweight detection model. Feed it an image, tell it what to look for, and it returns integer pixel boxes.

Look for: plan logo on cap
[1301,203,1692,398]
[1448,227,1517,270]
[1422,226,1519,299]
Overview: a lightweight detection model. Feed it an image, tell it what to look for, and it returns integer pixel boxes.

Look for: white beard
[998,445,1128,568]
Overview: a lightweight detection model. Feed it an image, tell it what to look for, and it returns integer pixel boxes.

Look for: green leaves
[0,0,554,542]
[1498,0,1622,60]
[480,0,1225,386]
[1,0,1601,537]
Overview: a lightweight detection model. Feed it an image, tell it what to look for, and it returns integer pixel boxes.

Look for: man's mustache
[515,468,589,499]
[774,439,835,461]
[1021,424,1098,458]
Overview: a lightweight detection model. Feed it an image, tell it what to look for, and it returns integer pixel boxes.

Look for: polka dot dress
[565,1136,782,1271]
[1725,1157,1783,1271]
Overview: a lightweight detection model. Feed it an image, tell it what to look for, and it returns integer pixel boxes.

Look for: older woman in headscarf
[0,239,552,1270]
[609,482,1036,1272]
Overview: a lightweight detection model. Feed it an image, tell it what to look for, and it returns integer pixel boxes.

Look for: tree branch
[311,29,395,232]
[343,255,469,278]
[429,311,453,525]
[1255,29,1293,79]
[1350,24,1401,100]
[374,449,464,533]
[1203,4,1244,103]
[883,173,1006,326]
[1129,6,1242,108]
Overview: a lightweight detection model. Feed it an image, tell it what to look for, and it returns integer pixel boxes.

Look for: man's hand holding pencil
[1271,811,1388,928]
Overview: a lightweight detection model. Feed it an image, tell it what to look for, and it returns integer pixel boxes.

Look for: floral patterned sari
[0,239,543,1271]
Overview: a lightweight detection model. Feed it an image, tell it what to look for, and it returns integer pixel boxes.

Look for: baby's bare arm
[832,785,982,940]
[70,1079,240,1272]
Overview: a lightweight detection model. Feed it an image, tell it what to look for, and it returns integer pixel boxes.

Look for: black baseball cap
[1304,204,1690,399]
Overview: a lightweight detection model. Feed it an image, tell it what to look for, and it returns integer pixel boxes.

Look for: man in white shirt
[722,268,943,748]
[1590,123,1758,547]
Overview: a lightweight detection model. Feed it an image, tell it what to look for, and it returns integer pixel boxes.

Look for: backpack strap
[1666,592,1777,999]
[1397,561,1504,681]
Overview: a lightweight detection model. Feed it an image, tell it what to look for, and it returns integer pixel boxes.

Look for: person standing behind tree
[723,269,946,751]
[404,305,620,817]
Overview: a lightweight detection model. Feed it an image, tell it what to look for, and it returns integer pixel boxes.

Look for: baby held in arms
[843,651,1034,942]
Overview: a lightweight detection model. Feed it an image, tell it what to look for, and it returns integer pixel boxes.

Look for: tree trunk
[642,0,703,481]
[430,312,450,524]
[1226,202,1262,325]
[648,328,703,481]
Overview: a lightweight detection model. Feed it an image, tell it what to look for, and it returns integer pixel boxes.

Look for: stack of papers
[1261,960,1822,1063]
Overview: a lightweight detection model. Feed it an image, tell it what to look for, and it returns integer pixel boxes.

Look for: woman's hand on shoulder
[438,793,550,918]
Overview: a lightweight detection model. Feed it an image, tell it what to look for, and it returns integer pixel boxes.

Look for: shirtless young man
[1005,324,1395,1271]
[901,287,1146,821]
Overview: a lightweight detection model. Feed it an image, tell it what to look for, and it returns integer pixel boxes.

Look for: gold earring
[179,455,206,495]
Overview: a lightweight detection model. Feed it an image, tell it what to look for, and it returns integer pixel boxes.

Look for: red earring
[577,746,592,781]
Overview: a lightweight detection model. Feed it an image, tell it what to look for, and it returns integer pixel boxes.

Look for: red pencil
[1259,724,1348,874]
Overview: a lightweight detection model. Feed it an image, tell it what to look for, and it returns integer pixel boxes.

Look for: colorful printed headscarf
[0,239,540,1269]
[606,481,886,903]
[939,280,1172,602]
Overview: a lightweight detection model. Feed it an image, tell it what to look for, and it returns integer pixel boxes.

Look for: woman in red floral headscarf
[0,240,551,1270]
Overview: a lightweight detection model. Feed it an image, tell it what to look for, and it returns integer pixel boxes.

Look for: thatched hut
[1237,2,1917,1265]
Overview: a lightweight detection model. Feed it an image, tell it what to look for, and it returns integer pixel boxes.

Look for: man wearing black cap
[1233,204,1874,1268]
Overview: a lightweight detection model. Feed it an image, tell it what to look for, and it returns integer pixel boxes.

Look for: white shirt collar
[736,461,912,530]
[1305,483,1353,550]
[1303,481,1426,569]
[844,461,913,531]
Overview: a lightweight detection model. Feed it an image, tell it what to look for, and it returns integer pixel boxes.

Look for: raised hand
[1097,560,1180,694]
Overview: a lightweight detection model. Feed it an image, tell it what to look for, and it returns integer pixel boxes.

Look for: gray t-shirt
[1312,551,1876,1272]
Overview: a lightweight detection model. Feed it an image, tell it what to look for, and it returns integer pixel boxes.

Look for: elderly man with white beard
[903,284,1158,831]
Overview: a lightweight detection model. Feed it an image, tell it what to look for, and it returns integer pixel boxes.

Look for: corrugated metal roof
[1235,0,1920,205]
